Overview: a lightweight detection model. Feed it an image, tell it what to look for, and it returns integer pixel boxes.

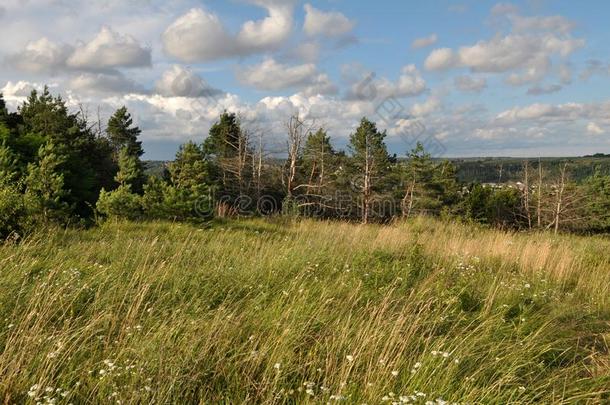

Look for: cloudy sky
[1,0,609,159]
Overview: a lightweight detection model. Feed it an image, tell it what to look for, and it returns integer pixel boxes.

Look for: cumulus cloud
[236,58,337,96]
[303,4,355,38]
[6,38,72,74]
[411,34,438,49]
[69,72,145,95]
[424,7,584,86]
[155,65,223,98]
[424,48,456,71]
[410,96,442,117]
[346,64,426,101]
[67,27,151,70]
[454,75,487,93]
[495,101,610,125]
[5,27,151,75]
[162,2,295,62]
[1,80,47,99]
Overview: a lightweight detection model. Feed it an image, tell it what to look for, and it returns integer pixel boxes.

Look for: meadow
[0,218,608,404]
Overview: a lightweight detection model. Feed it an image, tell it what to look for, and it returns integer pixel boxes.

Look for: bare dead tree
[522,160,532,229]
[284,114,315,199]
[537,158,543,229]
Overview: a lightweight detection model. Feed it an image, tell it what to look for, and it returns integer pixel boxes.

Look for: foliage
[96,185,144,221]
[24,142,71,225]
[0,179,29,239]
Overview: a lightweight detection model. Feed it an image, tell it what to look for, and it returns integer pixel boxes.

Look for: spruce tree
[348,117,391,223]
[107,106,144,158]
[107,107,146,193]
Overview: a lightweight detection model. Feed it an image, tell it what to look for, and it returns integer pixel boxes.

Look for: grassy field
[0,218,609,404]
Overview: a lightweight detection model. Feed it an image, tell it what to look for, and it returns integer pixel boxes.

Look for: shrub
[0,180,30,239]
[96,185,144,221]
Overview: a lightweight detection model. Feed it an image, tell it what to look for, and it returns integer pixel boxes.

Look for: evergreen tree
[169,141,209,191]
[402,142,460,218]
[107,107,146,193]
[107,106,144,158]
[115,147,143,189]
[348,117,391,223]
[0,93,7,124]
[19,88,102,217]
[24,142,70,224]
[203,112,251,205]
[203,112,241,159]
[0,142,19,183]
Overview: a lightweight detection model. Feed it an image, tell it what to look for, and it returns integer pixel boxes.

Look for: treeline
[453,157,610,184]
[1,88,610,239]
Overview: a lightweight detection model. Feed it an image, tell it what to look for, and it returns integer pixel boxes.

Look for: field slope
[0,218,609,404]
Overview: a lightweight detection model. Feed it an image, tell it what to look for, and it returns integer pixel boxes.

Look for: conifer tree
[348,117,391,223]
[24,142,70,224]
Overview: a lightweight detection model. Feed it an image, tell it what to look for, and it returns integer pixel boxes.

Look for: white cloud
[155,65,222,98]
[1,80,47,99]
[423,8,584,87]
[5,27,150,75]
[410,96,441,117]
[454,75,487,93]
[68,72,144,95]
[162,2,295,63]
[67,26,151,70]
[587,122,604,135]
[424,48,456,71]
[6,38,72,74]
[411,34,438,49]
[161,8,236,63]
[303,4,355,38]
[236,58,337,96]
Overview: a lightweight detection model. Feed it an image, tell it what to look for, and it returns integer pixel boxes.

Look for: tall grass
[0,218,608,403]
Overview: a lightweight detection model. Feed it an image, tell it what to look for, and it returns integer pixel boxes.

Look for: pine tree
[348,117,391,223]
[107,107,146,193]
[107,106,144,158]
[115,147,143,189]
[19,87,102,217]
[24,142,70,224]
[0,93,7,124]
[169,141,209,192]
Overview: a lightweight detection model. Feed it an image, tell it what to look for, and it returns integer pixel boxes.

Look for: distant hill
[144,161,168,178]
[450,156,610,183]
[145,155,610,184]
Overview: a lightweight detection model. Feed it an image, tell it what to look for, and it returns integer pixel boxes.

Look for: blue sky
[1,0,609,159]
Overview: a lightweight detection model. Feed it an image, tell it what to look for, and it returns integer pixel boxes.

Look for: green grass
[0,218,608,404]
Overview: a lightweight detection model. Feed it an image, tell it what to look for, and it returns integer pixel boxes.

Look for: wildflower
[391,370,399,377]
[273,363,281,370]
[518,386,526,392]
[346,355,354,362]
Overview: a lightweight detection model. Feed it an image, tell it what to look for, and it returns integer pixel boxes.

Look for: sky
[1,0,609,159]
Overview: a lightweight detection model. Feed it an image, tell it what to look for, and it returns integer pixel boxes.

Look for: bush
[96,185,144,221]
[142,177,212,221]
[0,181,30,239]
